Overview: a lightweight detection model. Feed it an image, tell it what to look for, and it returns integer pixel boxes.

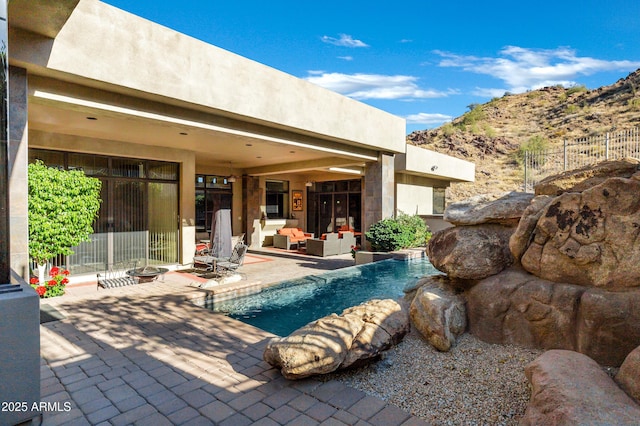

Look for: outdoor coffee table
[126,266,169,283]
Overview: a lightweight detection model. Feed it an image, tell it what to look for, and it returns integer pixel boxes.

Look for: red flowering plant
[350,244,361,259]
[30,266,70,298]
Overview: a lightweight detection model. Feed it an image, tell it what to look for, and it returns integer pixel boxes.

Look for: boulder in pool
[263,299,409,379]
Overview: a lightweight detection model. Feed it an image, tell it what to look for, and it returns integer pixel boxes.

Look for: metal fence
[523,127,640,192]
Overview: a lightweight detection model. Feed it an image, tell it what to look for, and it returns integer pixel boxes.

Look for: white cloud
[471,87,511,98]
[338,56,353,61]
[405,113,452,125]
[435,46,640,94]
[304,72,456,100]
[321,34,369,48]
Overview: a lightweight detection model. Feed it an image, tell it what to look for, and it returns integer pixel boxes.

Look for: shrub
[396,212,432,247]
[515,135,549,165]
[565,104,579,114]
[628,98,640,110]
[566,84,588,96]
[441,122,455,137]
[484,124,497,137]
[28,161,102,267]
[365,213,431,252]
[461,105,485,127]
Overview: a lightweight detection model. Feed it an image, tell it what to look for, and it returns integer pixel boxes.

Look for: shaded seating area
[273,227,314,250]
[306,231,356,257]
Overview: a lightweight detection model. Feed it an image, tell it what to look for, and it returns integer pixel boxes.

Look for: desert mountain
[407,68,640,202]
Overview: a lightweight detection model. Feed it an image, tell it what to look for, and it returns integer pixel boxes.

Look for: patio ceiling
[28,86,375,175]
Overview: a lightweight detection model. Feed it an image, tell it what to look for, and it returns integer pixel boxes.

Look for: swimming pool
[209,258,437,336]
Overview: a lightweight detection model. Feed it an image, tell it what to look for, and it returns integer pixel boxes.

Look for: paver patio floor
[33,251,428,425]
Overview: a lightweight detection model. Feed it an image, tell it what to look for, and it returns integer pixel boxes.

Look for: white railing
[523,127,640,191]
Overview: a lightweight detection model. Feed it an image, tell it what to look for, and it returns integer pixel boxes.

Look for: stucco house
[6,0,474,280]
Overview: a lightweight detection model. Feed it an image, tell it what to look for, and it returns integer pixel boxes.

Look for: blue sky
[103,0,640,134]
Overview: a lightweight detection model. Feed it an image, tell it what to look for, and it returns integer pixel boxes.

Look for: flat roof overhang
[395,144,475,183]
[27,76,377,176]
[8,0,79,39]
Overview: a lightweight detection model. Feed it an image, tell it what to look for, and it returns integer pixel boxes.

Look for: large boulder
[508,195,553,261]
[466,268,640,366]
[443,191,535,226]
[522,350,640,425]
[263,299,409,379]
[409,277,466,351]
[340,299,410,368]
[616,345,640,404]
[426,224,514,280]
[520,176,640,288]
[466,268,585,350]
[534,157,640,196]
[577,288,640,366]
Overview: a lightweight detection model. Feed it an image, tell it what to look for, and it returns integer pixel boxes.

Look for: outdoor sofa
[306,231,356,257]
[273,227,314,250]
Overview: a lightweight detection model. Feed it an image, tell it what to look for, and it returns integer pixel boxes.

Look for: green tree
[28,161,102,270]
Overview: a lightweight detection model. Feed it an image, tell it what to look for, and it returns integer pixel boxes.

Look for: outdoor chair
[338,231,357,254]
[217,243,248,275]
[193,242,248,275]
[306,233,341,257]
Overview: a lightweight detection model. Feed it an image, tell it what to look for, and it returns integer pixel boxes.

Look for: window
[265,180,289,219]
[28,149,180,272]
[195,174,232,233]
[433,187,446,215]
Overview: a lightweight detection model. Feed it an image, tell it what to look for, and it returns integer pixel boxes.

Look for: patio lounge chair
[217,243,248,275]
[193,242,248,275]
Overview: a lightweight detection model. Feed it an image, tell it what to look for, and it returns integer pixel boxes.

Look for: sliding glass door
[29,149,179,273]
[308,179,362,237]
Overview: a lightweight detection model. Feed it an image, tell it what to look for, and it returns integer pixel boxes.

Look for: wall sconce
[305,181,313,187]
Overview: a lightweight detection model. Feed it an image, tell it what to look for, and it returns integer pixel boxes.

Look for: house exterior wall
[395,144,476,183]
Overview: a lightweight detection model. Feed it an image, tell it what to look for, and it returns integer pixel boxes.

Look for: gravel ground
[326,330,543,425]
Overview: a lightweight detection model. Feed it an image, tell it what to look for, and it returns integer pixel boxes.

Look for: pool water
[210,258,438,336]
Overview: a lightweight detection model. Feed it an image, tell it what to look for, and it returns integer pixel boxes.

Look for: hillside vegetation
[407,69,640,202]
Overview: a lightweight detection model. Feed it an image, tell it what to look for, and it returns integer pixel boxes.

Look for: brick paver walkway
[33,255,428,426]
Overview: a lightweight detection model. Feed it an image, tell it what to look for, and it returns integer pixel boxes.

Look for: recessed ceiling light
[256,156,262,159]
[86,117,97,120]
[245,143,253,147]
[179,132,188,135]
[289,151,295,153]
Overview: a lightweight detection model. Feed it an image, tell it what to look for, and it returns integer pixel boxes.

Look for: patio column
[0,13,7,284]
[0,6,41,424]
[8,66,29,280]
[363,152,395,248]
[243,175,261,248]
